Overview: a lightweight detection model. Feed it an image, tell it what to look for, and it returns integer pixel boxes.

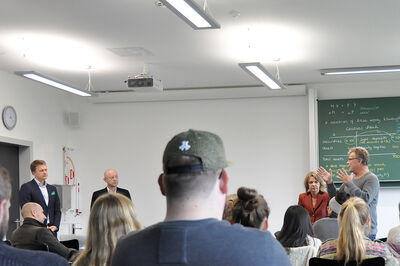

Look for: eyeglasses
[218,169,224,179]
[348,157,360,161]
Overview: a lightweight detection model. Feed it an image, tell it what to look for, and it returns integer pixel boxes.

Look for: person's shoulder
[92,188,107,195]
[298,192,308,198]
[21,179,35,187]
[388,224,400,235]
[0,243,68,266]
[117,187,130,193]
[365,171,379,180]
[320,238,337,249]
[307,235,322,247]
[322,191,330,200]
[46,183,57,189]
[318,238,337,256]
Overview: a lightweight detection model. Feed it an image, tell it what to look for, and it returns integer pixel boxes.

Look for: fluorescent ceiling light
[15,72,92,97]
[160,0,220,30]
[320,65,400,76]
[239,62,284,90]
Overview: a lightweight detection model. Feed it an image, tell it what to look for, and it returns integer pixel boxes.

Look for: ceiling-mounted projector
[126,74,163,92]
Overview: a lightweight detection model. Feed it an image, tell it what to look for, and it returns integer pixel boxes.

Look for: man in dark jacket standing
[90,168,131,209]
[19,160,61,234]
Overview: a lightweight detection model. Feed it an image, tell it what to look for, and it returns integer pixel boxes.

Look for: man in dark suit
[19,160,61,234]
[90,168,131,209]
[0,165,69,266]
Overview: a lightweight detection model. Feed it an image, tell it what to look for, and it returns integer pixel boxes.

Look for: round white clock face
[2,106,17,130]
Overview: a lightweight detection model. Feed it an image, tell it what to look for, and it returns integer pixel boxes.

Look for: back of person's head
[348,147,369,165]
[73,193,142,266]
[277,205,313,248]
[329,191,351,217]
[231,187,270,229]
[222,194,238,223]
[387,224,400,258]
[162,129,228,201]
[21,202,42,219]
[30,160,46,172]
[0,166,11,239]
[337,197,370,264]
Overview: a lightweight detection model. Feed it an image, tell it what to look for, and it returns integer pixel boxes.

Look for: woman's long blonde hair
[337,197,370,264]
[73,193,142,266]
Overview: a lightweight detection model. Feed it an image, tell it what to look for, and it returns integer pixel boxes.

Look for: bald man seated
[11,202,78,261]
[90,168,132,209]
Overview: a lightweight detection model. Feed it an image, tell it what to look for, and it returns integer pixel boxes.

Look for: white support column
[308,87,318,170]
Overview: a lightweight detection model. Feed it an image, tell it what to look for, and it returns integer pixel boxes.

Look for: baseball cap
[163,129,228,174]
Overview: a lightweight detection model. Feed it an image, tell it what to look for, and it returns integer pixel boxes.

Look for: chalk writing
[318,97,400,186]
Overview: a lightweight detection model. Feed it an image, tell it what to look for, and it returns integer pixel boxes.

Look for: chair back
[309,257,385,266]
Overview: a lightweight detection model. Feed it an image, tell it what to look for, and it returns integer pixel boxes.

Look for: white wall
[0,69,86,235]
[71,96,309,235]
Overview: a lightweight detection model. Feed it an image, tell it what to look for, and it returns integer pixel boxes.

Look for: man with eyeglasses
[318,147,379,239]
[111,129,290,266]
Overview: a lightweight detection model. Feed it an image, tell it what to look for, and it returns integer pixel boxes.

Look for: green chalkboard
[318,97,400,187]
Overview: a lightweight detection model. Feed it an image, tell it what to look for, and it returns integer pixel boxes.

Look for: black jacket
[11,218,77,260]
[90,187,132,209]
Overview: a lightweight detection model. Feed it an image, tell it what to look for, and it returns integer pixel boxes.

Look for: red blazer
[298,191,330,224]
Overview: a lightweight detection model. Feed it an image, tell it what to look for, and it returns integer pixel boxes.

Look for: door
[0,142,20,240]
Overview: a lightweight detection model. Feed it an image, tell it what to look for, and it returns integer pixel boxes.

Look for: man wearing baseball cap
[112,129,290,266]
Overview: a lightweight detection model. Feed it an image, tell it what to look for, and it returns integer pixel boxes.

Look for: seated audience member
[222,193,238,223]
[73,193,142,266]
[298,171,330,224]
[386,202,400,260]
[276,205,321,266]
[231,187,269,230]
[318,197,398,265]
[0,166,69,266]
[111,129,291,266]
[313,191,350,242]
[11,202,78,261]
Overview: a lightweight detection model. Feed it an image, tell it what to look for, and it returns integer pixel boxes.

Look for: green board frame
[318,97,400,187]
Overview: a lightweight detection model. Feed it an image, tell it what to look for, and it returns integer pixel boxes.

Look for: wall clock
[2,105,17,130]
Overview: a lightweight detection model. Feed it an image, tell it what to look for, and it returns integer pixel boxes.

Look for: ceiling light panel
[160,0,220,30]
[239,62,284,90]
[321,65,400,75]
[16,72,92,97]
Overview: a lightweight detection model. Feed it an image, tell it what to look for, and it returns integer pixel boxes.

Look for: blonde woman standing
[318,197,398,265]
[73,193,142,266]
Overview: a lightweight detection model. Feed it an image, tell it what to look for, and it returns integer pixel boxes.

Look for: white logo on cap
[179,141,191,151]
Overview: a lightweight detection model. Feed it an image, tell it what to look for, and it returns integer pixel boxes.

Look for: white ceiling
[1,0,400,94]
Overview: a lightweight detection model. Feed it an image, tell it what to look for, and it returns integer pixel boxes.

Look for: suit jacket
[90,187,131,209]
[0,242,69,266]
[298,191,330,224]
[11,217,77,260]
[19,179,61,230]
